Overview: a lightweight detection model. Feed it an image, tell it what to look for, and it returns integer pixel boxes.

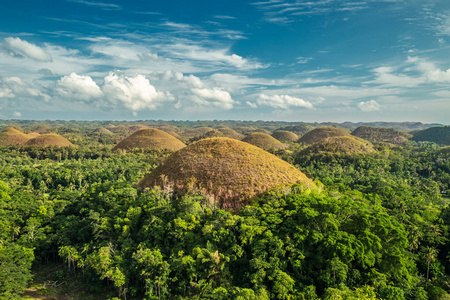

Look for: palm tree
[424,247,438,283]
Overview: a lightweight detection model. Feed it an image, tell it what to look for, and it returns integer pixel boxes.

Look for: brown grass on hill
[297,126,350,145]
[253,128,272,135]
[272,130,299,143]
[24,133,74,147]
[113,128,186,151]
[93,127,113,135]
[300,136,375,156]
[27,132,41,138]
[352,126,411,144]
[242,132,286,150]
[139,137,315,209]
[217,128,245,140]
[0,127,30,146]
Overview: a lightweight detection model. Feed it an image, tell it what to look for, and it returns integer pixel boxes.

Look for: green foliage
[1,120,450,299]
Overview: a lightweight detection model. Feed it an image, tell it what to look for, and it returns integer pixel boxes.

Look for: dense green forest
[1,121,450,299]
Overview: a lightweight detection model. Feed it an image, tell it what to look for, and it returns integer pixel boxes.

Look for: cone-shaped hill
[139,138,315,209]
[24,133,73,147]
[0,127,30,146]
[352,126,411,144]
[272,130,299,143]
[217,128,245,140]
[113,128,186,151]
[412,126,450,145]
[298,126,350,145]
[94,127,113,135]
[242,133,286,150]
[300,136,375,156]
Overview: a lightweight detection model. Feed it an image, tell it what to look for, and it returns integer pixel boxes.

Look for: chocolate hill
[217,128,245,140]
[24,133,73,147]
[272,130,299,143]
[139,138,315,209]
[0,127,30,146]
[352,126,411,144]
[113,128,185,151]
[298,126,350,145]
[300,136,375,156]
[242,133,286,150]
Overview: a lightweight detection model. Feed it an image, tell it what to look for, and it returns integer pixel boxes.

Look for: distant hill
[242,133,286,150]
[189,130,225,143]
[217,128,245,140]
[412,126,450,145]
[139,137,315,209]
[272,130,299,143]
[93,128,113,135]
[298,127,350,145]
[276,124,313,136]
[352,126,411,144]
[24,133,73,147]
[114,128,186,151]
[300,136,375,156]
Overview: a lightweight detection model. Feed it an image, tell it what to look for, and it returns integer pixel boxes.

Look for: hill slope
[298,126,350,145]
[300,136,375,156]
[412,126,450,145]
[242,133,286,150]
[24,133,73,147]
[113,128,186,151]
[139,137,315,209]
[272,130,299,143]
[0,127,30,146]
[352,126,411,144]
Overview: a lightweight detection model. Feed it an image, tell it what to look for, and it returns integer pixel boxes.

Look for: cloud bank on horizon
[0,0,449,123]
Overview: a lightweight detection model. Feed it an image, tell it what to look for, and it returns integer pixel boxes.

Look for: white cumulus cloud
[191,88,234,109]
[103,72,173,111]
[357,99,380,112]
[5,37,52,62]
[252,94,314,109]
[56,73,103,100]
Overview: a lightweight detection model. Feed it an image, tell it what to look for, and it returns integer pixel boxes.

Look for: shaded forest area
[1,120,450,299]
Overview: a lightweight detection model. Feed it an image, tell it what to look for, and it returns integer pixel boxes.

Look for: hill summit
[300,136,375,156]
[113,128,186,151]
[242,132,286,150]
[139,138,315,209]
[0,127,30,146]
[24,133,74,147]
[298,126,350,145]
[351,126,411,144]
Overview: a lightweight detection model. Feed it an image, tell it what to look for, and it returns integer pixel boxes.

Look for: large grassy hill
[139,137,315,209]
[113,128,186,151]
[0,127,30,146]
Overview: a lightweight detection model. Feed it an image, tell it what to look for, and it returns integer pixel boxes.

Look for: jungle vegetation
[0,120,450,300]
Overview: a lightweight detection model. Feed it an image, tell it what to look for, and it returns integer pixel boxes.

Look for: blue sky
[0,0,449,123]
